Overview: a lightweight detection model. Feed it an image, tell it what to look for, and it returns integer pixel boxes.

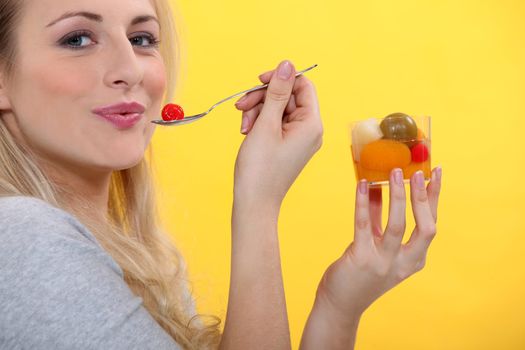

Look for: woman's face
[1,0,166,174]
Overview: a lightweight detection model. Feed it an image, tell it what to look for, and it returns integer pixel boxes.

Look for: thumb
[258,60,296,127]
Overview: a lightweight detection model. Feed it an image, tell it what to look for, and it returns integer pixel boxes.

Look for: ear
[0,69,12,111]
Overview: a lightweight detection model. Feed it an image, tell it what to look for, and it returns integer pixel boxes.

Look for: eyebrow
[46,11,160,28]
[131,15,159,27]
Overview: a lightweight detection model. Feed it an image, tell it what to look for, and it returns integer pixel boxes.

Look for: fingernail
[277,61,293,80]
[394,168,404,186]
[240,115,248,133]
[235,94,248,106]
[436,166,442,181]
[415,171,425,189]
[359,180,369,195]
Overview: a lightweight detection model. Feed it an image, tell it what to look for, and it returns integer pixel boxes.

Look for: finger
[290,76,319,112]
[240,103,263,134]
[259,70,316,106]
[354,180,373,247]
[282,77,321,133]
[284,94,297,116]
[369,187,383,237]
[259,70,273,84]
[235,65,289,110]
[427,167,442,221]
[237,82,297,115]
[258,60,296,128]
[403,171,437,262]
[235,66,278,110]
[261,71,316,111]
[235,89,266,111]
[382,168,407,255]
[238,89,296,115]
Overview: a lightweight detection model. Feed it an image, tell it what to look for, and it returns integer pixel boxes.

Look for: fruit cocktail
[350,113,431,186]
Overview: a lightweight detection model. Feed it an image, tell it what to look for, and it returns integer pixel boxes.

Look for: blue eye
[59,31,94,49]
[130,33,160,48]
[58,31,159,50]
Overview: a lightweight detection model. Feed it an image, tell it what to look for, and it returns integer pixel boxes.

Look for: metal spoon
[151,64,318,126]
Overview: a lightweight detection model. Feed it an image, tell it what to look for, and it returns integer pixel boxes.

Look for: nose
[103,35,143,90]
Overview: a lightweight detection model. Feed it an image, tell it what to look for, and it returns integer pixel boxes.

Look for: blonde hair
[0,0,221,348]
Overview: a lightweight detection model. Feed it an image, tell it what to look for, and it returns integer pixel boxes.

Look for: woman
[0,0,442,349]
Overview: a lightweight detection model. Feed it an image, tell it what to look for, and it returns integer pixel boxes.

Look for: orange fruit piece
[360,139,411,172]
[402,159,431,179]
[417,128,426,140]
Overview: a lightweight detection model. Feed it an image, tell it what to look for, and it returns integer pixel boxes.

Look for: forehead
[22,0,158,27]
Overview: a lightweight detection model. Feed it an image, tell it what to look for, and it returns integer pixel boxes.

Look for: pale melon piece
[351,118,383,161]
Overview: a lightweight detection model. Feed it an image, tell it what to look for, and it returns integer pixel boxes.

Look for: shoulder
[0,195,100,247]
[0,194,65,216]
[0,195,87,230]
[0,197,179,348]
[0,195,122,279]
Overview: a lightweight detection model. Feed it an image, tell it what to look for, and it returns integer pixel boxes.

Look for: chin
[113,155,145,171]
[101,134,150,171]
[101,148,146,171]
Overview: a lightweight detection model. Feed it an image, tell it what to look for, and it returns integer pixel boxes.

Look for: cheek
[9,59,99,142]
[145,59,167,103]
[12,60,98,144]
[29,60,98,99]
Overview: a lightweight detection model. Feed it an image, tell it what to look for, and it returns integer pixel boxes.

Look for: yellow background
[152,0,525,349]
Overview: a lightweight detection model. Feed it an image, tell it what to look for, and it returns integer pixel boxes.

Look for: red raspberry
[161,104,184,121]
[411,143,429,163]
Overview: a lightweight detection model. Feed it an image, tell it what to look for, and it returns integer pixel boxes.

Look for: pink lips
[92,102,146,129]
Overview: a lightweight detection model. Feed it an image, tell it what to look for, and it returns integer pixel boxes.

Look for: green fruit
[380,113,418,142]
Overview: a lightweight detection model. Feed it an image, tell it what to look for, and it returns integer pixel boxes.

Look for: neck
[40,159,112,224]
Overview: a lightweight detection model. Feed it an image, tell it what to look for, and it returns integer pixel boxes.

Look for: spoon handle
[206,64,318,113]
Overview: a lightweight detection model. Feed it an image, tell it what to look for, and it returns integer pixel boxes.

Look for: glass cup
[350,114,431,186]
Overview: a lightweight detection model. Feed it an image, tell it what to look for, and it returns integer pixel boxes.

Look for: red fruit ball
[411,143,429,163]
[161,104,184,121]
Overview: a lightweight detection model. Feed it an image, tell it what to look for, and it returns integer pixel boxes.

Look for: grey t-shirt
[0,196,182,349]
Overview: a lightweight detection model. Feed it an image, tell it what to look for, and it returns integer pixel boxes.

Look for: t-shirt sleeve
[0,197,182,350]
